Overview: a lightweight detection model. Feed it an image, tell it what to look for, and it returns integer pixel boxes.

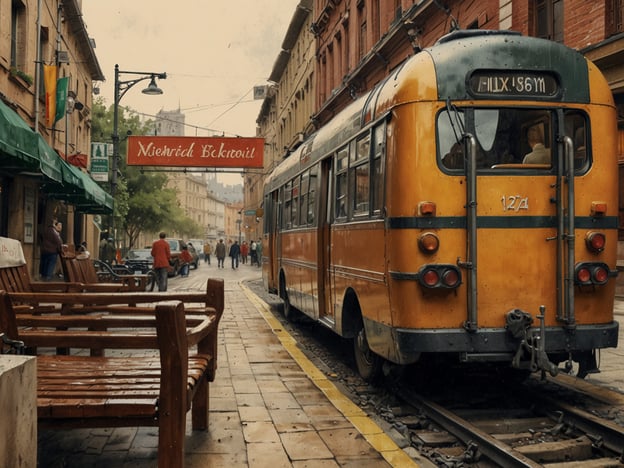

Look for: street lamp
[110,64,166,235]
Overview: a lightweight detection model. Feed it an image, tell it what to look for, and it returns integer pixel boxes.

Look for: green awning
[0,98,41,175]
[44,158,113,214]
[0,98,112,214]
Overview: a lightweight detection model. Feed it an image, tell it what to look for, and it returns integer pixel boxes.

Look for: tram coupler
[506,307,559,377]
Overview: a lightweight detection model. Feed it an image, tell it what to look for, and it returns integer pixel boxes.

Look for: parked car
[123,248,153,274]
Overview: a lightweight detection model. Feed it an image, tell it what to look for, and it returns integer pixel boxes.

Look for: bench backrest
[59,247,99,283]
[0,237,34,293]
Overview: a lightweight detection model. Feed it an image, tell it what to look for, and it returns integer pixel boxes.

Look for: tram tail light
[419,201,436,216]
[418,232,440,254]
[585,231,606,253]
[418,264,462,289]
[590,202,607,217]
[575,262,612,286]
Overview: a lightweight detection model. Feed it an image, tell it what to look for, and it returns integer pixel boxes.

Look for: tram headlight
[418,232,440,254]
[585,231,606,253]
[417,264,462,289]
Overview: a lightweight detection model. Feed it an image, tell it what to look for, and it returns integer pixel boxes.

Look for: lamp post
[110,64,166,236]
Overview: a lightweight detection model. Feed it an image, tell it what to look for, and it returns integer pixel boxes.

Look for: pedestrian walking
[241,241,249,264]
[179,245,193,277]
[256,239,263,268]
[203,242,212,265]
[229,240,241,269]
[250,240,257,266]
[151,232,171,291]
[215,239,226,268]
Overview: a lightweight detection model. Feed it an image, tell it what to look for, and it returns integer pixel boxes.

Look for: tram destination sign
[126,136,264,168]
[468,71,559,98]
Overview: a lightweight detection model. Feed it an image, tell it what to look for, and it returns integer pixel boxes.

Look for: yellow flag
[43,65,57,126]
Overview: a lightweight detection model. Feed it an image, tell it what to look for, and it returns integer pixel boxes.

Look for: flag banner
[127,136,264,168]
[43,65,58,126]
[54,77,69,124]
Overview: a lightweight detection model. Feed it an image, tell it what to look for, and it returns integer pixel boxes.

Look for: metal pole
[111,64,120,211]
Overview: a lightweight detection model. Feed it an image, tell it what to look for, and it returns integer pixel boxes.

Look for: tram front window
[436,107,589,172]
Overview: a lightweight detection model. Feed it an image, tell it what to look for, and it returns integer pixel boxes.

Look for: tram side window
[283,180,292,229]
[372,124,385,214]
[352,135,371,216]
[308,165,318,225]
[299,170,309,227]
[565,111,589,170]
[291,175,300,228]
[335,146,349,220]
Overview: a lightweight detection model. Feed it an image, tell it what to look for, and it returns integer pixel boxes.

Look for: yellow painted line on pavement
[241,283,420,468]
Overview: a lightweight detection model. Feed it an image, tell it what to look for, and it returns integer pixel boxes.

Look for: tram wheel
[281,285,298,321]
[353,321,383,383]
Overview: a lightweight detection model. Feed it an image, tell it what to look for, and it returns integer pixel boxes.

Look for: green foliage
[90,97,189,249]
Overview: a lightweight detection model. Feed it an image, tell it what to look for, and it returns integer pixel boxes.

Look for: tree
[90,98,185,249]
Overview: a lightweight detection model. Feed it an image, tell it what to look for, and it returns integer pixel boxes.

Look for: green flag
[54,77,69,124]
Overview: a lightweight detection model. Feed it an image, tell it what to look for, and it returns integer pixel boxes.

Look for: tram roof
[426,29,590,103]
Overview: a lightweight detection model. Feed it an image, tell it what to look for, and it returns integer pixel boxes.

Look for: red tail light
[593,265,609,285]
[418,265,462,289]
[422,269,440,286]
[418,232,440,254]
[575,262,612,286]
[585,231,606,253]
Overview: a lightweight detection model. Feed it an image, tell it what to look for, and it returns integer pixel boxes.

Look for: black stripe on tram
[386,216,619,230]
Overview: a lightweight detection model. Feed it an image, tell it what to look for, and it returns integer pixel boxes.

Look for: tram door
[263,190,280,293]
[317,157,333,322]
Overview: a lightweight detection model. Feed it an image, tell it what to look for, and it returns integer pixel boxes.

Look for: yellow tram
[262,30,619,381]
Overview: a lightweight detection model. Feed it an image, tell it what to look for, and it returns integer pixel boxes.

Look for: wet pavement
[37,262,421,467]
[36,261,624,467]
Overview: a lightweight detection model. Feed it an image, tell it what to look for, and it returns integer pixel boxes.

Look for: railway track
[391,374,624,467]
[245,280,624,467]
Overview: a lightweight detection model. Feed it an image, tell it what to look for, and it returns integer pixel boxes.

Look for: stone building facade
[250,0,315,231]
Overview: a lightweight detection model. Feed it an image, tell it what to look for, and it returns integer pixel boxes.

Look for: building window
[607,0,624,36]
[11,0,27,70]
[533,0,563,42]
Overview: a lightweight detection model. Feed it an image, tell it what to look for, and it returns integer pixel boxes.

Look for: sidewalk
[38,265,422,467]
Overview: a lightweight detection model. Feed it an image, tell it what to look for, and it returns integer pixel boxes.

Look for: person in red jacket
[179,245,193,277]
[151,232,171,291]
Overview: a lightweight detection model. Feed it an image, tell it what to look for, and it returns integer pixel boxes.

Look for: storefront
[0,98,112,277]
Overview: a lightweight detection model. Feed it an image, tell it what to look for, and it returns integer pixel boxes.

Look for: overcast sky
[82,1,301,138]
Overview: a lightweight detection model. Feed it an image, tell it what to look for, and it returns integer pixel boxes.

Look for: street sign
[91,142,111,182]
[244,210,256,216]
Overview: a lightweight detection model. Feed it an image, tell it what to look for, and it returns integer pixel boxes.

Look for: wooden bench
[0,278,224,468]
[0,237,86,295]
[60,246,151,292]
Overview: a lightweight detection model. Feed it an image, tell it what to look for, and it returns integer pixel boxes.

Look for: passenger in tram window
[522,126,551,164]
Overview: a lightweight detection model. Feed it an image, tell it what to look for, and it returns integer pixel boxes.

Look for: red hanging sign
[126,136,264,168]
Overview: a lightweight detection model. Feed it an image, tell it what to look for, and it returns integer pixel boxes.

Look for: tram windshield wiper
[445,97,465,145]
